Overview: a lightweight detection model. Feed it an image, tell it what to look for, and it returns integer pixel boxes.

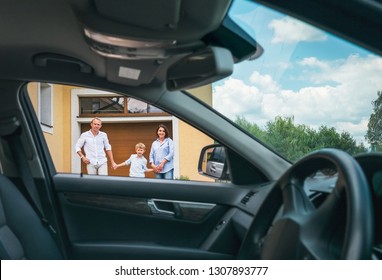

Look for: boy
[115,143,153,177]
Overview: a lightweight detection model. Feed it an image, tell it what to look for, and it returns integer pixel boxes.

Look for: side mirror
[198,144,229,180]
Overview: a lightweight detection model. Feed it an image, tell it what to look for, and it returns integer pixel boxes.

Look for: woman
[149,124,174,179]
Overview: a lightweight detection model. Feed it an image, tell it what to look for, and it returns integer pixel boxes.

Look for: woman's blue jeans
[155,169,174,179]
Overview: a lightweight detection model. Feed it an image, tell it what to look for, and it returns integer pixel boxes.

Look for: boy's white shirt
[125,154,148,177]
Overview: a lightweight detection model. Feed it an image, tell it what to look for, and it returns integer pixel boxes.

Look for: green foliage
[235,116,266,139]
[176,175,190,180]
[235,115,367,162]
[365,91,382,151]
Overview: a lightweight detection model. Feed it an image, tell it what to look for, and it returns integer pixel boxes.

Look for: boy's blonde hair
[135,142,146,150]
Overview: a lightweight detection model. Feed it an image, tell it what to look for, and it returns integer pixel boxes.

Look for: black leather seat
[0,175,63,259]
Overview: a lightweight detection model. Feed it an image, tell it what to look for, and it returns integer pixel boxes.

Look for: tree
[365,91,382,151]
[236,115,367,161]
[264,116,314,161]
[235,116,265,140]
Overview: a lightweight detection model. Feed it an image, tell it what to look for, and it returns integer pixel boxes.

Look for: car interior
[0,0,381,260]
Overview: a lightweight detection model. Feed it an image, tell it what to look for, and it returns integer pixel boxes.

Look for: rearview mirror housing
[167,47,233,91]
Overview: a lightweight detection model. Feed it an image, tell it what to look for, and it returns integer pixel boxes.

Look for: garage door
[80,121,172,178]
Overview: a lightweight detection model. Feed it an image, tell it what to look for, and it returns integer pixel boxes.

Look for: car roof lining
[0,0,264,90]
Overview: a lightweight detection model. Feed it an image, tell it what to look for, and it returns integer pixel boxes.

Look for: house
[27,82,214,181]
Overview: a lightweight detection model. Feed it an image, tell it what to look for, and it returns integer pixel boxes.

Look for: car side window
[26,82,221,183]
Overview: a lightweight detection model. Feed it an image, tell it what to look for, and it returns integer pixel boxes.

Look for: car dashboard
[355,153,382,259]
[229,152,382,260]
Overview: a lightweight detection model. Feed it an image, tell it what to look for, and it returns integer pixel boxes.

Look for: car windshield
[210,0,382,162]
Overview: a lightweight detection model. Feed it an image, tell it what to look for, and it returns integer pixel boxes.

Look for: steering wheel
[238,148,374,259]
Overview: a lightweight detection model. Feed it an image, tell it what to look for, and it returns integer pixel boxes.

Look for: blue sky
[212,1,382,145]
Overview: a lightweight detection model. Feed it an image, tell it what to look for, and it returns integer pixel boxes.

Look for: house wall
[178,120,214,180]
[27,83,38,110]
[27,83,72,172]
[177,84,214,180]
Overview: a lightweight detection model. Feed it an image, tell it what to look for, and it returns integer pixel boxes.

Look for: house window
[39,83,53,133]
[80,97,125,114]
[79,96,165,116]
[127,98,163,113]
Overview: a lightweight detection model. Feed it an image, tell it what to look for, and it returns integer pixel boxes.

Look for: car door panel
[53,174,246,259]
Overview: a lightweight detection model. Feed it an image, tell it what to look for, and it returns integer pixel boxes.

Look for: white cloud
[213,79,263,122]
[213,55,382,144]
[249,71,280,93]
[337,119,369,143]
[269,16,327,44]
[298,57,329,69]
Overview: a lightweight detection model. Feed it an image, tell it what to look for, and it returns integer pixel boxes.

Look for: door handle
[147,199,175,216]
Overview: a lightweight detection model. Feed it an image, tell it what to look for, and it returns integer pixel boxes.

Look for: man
[75,117,117,175]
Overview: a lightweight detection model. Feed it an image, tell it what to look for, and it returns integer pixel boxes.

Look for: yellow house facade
[27,82,213,181]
